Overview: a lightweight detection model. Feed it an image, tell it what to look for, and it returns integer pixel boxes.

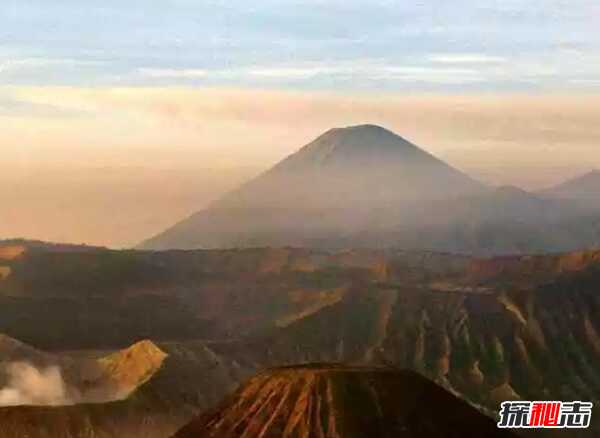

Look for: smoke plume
[0,362,72,407]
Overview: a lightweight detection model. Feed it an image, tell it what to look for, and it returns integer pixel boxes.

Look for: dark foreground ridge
[174,364,515,438]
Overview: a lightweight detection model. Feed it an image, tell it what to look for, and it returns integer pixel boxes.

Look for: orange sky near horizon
[2,86,599,246]
[4,87,598,182]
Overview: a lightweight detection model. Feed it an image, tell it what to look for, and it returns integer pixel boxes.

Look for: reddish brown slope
[173,365,514,438]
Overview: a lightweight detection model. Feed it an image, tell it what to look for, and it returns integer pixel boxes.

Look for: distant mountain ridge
[540,170,600,207]
[141,125,600,254]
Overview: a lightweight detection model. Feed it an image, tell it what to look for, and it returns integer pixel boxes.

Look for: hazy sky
[1,1,599,246]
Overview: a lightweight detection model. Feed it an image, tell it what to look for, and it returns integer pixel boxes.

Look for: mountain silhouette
[540,170,600,208]
[215,124,485,208]
[141,125,485,250]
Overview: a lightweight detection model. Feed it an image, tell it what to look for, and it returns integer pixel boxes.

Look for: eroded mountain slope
[1,243,600,436]
[173,365,514,438]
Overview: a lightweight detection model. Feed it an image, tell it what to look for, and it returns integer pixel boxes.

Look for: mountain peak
[278,124,447,175]
[312,124,413,151]
[542,169,600,205]
[326,123,397,136]
[174,364,514,438]
[567,169,600,181]
[97,340,167,394]
[140,125,486,250]
[553,169,600,185]
[494,185,533,199]
[583,168,600,178]
[235,123,485,204]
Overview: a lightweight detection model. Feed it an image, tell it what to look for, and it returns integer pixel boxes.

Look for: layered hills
[2,241,600,436]
[2,242,600,407]
[174,365,514,438]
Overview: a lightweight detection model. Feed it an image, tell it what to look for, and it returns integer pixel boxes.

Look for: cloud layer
[2,86,599,180]
[1,0,599,91]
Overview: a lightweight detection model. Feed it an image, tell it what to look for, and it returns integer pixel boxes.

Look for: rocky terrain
[0,335,167,407]
[1,241,600,436]
[0,338,250,438]
[174,364,515,438]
